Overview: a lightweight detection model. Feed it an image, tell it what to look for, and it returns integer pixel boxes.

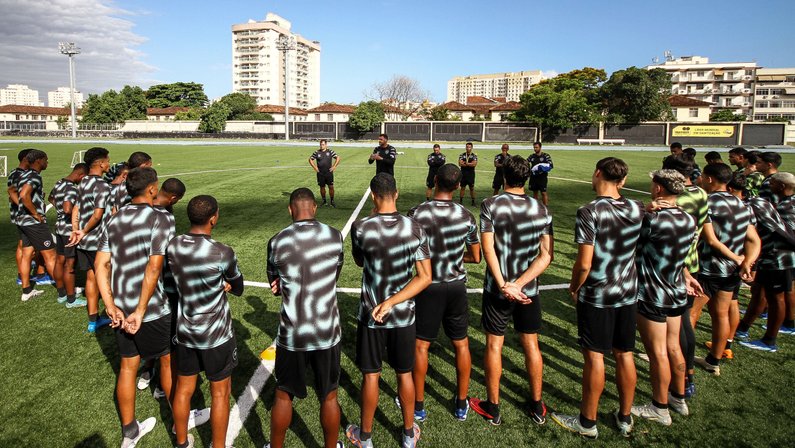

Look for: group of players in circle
[5,138,793,447]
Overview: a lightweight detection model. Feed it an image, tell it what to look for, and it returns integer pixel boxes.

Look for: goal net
[70,150,86,168]
[0,155,6,177]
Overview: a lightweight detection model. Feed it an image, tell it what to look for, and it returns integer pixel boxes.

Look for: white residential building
[48,87,84,108]
[647,56,757,117]
[0,84,43,106]
[753,68,795,122]
[231,12,321,109]
[447,71,545,103]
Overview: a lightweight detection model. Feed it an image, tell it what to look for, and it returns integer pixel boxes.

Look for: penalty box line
[228,185,371,444]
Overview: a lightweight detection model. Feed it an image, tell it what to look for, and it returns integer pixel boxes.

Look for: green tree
[198,102,231,133]
[56,115,69,130]
[426,106,450,121]
[146,82,209,108]
[349,101,384,132]
[118,85,147,120]
[174,108,203,121]
[600,67,673,123]
[710,109,747,122]
[81,85,148,124]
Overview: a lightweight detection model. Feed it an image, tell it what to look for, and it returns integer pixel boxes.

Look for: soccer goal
[70,150,86,168]
[0,155,7,177]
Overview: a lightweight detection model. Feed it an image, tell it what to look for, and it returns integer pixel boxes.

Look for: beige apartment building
[48,87,84,108]
[231,13,320,108]
[0,84,43,106]
[753,68,795,122]
[447,71,544,103]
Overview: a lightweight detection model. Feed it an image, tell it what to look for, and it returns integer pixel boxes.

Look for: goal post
[0,155,7,177]
[70,150,86,168]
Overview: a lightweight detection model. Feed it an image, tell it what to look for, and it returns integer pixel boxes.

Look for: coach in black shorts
[267,188,344,448]
[170,195,244,448]
[425,144,445,201]
[458,142,478,205]
[368,133,397,176]
[491,144,510,195]
[346,173,431,448]
[408,164,481,422]
[469,156,552,427]
[528,142,553,206]
[309,139,340,207]
[95,167,176,447]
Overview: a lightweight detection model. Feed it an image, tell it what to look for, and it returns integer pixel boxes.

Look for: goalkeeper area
[1,141,794,447]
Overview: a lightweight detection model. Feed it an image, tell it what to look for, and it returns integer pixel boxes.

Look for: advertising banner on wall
[671,125,735,138]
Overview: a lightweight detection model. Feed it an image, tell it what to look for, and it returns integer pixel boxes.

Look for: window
[756,101,768,108]
[689,108,699,117]
[327,114,333,121]
[757,89,770,95]
[697,71,705,77]
[770,89,784,95]
[783,101,795,108]
[315,114,320,121]
[770,102,781,108]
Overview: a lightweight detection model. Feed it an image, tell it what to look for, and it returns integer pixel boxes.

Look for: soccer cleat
[172,408,211,434]
[66,298,87,308]
[694,357,721,376]
[760,312,768,319]
[668,393,690,416]
[401,422,421,448]
[613,410,634,437]
[704,341,733,359]
[734,329,750,341]
[321,200,328,207]
[631,403,672,426]
[469,397,501,426]
[345,424,374,448]
[684,381,696,399]
[454,397,470,421]
[76,286,84,296]
[393,396,428,422]
[330,200,336,208]
[181,434,195,448]
[57,295,68,304]
[16,275,22,285]
[137,369,153,390]
[21,289,44,302]
[779,326,795,335]
[120,417,156,448]
[88,316,113,333]
[739,339,778,353]
[529,401,547,425]
[550,413,598,439]
[32,273,55,285]
[153,386,166,399]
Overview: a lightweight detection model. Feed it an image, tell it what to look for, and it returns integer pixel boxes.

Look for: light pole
[276,35,296,140]
[58,42,80,139]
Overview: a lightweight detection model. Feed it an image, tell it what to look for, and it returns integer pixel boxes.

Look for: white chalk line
[242,282,570,294]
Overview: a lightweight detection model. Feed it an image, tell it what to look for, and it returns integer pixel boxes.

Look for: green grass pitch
[1,142,794,447]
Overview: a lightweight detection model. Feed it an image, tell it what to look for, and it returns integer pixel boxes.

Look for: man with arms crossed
[491,144,510,196]
[551,157,644,438]
[346,173,431,448]
[424,144,445,201]
[458,142,478,205]
[469,155,552,427]
[407,164,481,422]
[309,139,341,207]
[49,162,88,307]
[266,188,344,448]
[170,195,244,448]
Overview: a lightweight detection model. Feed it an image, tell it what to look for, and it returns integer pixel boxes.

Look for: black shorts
[356,322,415,374]
[415,280,469,342]
[55,234,76,258]
[425,171,437,189]
[76,249,97,271]
[18,223,55,251]
[529,174,549,192]
[17,226,30,247]
[316,171,334,187]
[481,291,542,336]
[492,175,503,191]
[577,301,636,354]
[755,269,793,296]
[460,170,475,187]
[698,274,742,300]
[637,301,688,324]
[115,315,172,360]
[275,343,341,400]
[176,337,238,381]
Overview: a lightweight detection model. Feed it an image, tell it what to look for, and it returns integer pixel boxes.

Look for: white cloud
[541,70,559,79]
[0,0,155,99]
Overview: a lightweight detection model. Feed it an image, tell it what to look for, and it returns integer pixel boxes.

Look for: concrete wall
[122,120,200,132]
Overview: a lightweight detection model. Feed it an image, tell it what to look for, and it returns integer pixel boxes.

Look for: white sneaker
[631,403,672,426]
[137,370,153,390]
[668,393,690,416]
[613,410,634,437]
[153,386,166,399]
[21,289,44,302]
[120,417,156,448]
[172,408,211,434]
[76,286,85,296]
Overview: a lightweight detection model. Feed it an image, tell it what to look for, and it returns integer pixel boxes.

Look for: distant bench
[577,138,626,145]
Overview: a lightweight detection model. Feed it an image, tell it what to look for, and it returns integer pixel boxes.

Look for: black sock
[671,391,685,400]
[617,413,632,424]
[725,339,733,350]
[530,399,544,415]
[762,336,777,346]
[415,400,424,411]
[176,441,189,448]
[705,353,721,366]
[57,287,67,297]
[652,399,668,410]
[360,431,371,441]
[403,427,414,437]
[784,319,794,328]
[579,414,597,428]
[687,373,695,383]
[456,397,467,409]
[738,322,751,332]
[89,313,98,323]
[23,286,33,294]
[67,294,76,304]
[122,421,139,439]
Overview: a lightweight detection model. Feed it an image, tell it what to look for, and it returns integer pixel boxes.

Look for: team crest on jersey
[44,240,52,248]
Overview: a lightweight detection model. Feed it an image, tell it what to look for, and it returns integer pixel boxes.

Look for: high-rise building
[231,12,320,108]
[446,71,545,103]
[0,84,43,106]
[753,68,795,122]
[647,56,757,117]
[48,87,84,108]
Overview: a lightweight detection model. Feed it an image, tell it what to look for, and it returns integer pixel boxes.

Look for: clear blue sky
[3,0,793,103]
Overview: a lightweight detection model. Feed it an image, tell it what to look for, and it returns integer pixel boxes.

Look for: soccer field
[1,141,794,448]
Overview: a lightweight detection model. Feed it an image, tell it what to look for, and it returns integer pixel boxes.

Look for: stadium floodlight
[59,42,81,139]
[276,35,296,140]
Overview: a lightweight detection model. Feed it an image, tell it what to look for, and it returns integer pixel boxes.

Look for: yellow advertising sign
[672,125,735,138]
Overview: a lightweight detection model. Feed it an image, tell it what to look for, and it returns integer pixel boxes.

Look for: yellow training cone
[260,345,276,361]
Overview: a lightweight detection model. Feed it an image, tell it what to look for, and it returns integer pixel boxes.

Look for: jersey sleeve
[95,183,111,210]
[542,211,553,236]
[413,223,430,261]
[222,247,243,281]
[575,206,597,245]
[466,213,480,245]
[266,235,279,284]
[149,214,171,256]
[351,221,364,262]
[309,151,319,161]
[98,226,110,253]
[545,153,553,168]
[472,154,478,162]
[330,150,338,159]
[480,200,494,233]
[65,184,78,204]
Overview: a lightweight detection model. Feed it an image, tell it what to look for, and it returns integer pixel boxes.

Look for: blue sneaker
[779,326,795,335]
[65,298,87,308]
[760,312,768,319]
[32,273,55,285]
[734,329,750,341]
[740,339,778,352]
[684,381,696,398]
[394,396,428,422]
[16,276,22,285]
[454,398,470,421]
[87,316,113,333]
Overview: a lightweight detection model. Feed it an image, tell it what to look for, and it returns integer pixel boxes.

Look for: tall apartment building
[231,12,320,109]
[647,56,757,117]
[753,68,795,122]
[0,84,43,106]
[47,87,84,108]
[447,71,545,103]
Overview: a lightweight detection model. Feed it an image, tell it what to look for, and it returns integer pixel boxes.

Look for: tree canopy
[601,67,673,123]
[80,85,147,124]
[145,82,209,108]
[709,109,747,122]
[349,101,384,132]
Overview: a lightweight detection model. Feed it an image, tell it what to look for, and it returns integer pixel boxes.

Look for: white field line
[242,283,570,294]
[341,187,372,240]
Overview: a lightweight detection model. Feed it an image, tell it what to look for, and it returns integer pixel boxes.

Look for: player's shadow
[73,433,108,448]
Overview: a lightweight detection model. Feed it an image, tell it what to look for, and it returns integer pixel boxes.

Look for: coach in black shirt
[368,133,397,176]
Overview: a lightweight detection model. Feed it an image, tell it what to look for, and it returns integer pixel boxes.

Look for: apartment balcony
[721,90,742,95]
[714,77,743,82]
